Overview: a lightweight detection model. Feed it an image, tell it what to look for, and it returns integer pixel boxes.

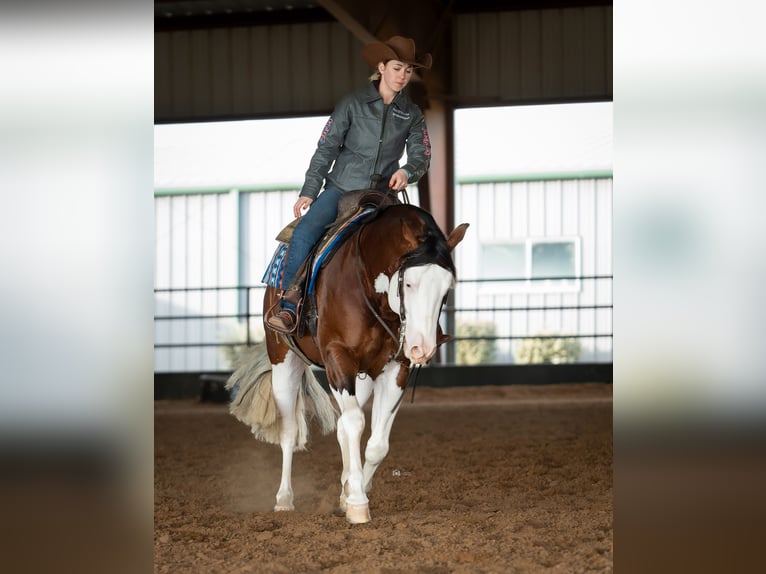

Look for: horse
[227,202,468,524]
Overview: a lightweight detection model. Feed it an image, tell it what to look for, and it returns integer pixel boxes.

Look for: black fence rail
[154,275,612,370]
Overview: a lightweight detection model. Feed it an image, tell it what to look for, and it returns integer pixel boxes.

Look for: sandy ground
[155,383,613,573]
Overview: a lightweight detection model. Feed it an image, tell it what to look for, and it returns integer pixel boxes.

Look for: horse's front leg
[270,351,304,511]
[330,385,370,523]
[332,373,372,515]
[363,361,406,493]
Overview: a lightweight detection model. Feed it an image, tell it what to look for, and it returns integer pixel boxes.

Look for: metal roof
[155,1,613,30]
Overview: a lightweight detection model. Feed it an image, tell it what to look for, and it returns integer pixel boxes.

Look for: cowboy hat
[362,35,432,70]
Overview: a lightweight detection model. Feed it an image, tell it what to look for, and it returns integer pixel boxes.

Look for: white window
[479,237,581,292]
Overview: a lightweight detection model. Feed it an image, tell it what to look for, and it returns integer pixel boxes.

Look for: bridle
[353,221,453,412]
[354,227,407,361]
[353,224,450,362]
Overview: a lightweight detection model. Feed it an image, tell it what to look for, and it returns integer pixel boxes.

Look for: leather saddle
[274,188,401,339]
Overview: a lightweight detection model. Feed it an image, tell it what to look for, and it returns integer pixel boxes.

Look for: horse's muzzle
[406,343,436,365]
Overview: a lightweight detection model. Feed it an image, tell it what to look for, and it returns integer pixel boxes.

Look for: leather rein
[354,225,407,361]
[353,216,454,412]
[354,225,425,412]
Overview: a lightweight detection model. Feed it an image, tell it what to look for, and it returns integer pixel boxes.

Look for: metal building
[154,0,613,376]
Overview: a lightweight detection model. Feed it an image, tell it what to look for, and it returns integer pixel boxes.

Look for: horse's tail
[225,342,336,450]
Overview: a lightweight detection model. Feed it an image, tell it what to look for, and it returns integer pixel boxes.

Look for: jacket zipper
[371,101,391,187]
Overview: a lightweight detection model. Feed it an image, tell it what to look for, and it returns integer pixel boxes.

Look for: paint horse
[227,202,468,523]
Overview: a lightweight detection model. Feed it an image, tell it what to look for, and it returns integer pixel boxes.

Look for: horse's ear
[447,223,469,251]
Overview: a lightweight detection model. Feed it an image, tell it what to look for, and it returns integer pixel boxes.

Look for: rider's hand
[388,169,409,192]
[293,197,313,218]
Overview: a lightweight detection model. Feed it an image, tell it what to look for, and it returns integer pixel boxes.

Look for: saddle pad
[261,242,289,288]
[306,206,376,295]
[261,207,376,290]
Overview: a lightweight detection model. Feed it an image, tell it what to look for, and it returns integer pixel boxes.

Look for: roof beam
[317,0,378,44]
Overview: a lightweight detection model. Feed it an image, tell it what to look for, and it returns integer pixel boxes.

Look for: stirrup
[267,307,298,334]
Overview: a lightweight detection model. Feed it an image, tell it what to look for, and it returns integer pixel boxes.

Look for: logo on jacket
[319,117,334,144]
[422,124,431,157]
[392,109,411,121]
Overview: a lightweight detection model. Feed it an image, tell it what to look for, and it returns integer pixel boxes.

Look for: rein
[354,226,406,360]
[351,201,452,413]
[354,223,427,414]
[389,363,421,414]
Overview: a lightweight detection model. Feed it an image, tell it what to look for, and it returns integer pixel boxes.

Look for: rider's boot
[267,288,301,334]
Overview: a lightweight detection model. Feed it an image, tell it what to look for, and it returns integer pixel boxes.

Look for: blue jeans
[280,184,344,306]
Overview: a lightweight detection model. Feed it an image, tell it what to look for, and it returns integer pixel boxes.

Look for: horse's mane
[397,206,456,276]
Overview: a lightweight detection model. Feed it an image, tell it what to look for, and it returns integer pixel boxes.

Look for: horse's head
[375,214,469,365]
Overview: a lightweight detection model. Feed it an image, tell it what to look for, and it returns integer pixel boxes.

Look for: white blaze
[375,266,454,365]
[396,264,454,365]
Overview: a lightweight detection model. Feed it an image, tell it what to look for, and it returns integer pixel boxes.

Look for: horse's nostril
[409,346,423,360]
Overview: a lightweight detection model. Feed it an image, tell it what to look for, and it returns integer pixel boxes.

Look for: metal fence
[154,275,612,372]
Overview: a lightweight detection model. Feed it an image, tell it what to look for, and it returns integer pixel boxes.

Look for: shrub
[456,322,496,365]
[514,332,581,364]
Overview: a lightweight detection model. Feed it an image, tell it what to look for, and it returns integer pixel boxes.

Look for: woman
[267,35,433,333]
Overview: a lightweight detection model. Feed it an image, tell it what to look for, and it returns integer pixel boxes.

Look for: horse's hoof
[345,503,371,524]
[274,503,294,512]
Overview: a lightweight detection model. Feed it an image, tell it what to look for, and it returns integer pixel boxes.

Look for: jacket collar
[365,81,411,112]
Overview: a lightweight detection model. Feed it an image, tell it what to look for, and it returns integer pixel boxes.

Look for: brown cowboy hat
[362,35,432,70]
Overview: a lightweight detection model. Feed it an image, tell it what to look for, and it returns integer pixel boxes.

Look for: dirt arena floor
[155,383,613,573]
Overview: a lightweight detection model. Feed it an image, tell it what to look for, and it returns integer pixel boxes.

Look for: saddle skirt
[262,188,401,291]
[261,205,376,292]
[263,189,401,341]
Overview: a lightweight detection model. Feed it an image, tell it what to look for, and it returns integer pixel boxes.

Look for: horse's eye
[405,283,412,288]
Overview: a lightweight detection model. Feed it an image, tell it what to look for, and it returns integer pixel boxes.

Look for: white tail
[225,342,336,450]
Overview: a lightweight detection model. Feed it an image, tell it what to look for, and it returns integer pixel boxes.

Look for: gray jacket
[300,81,431,199]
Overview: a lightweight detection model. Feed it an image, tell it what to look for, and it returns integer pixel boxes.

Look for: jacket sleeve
[400,111,431,183]
[299,96,353,200]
